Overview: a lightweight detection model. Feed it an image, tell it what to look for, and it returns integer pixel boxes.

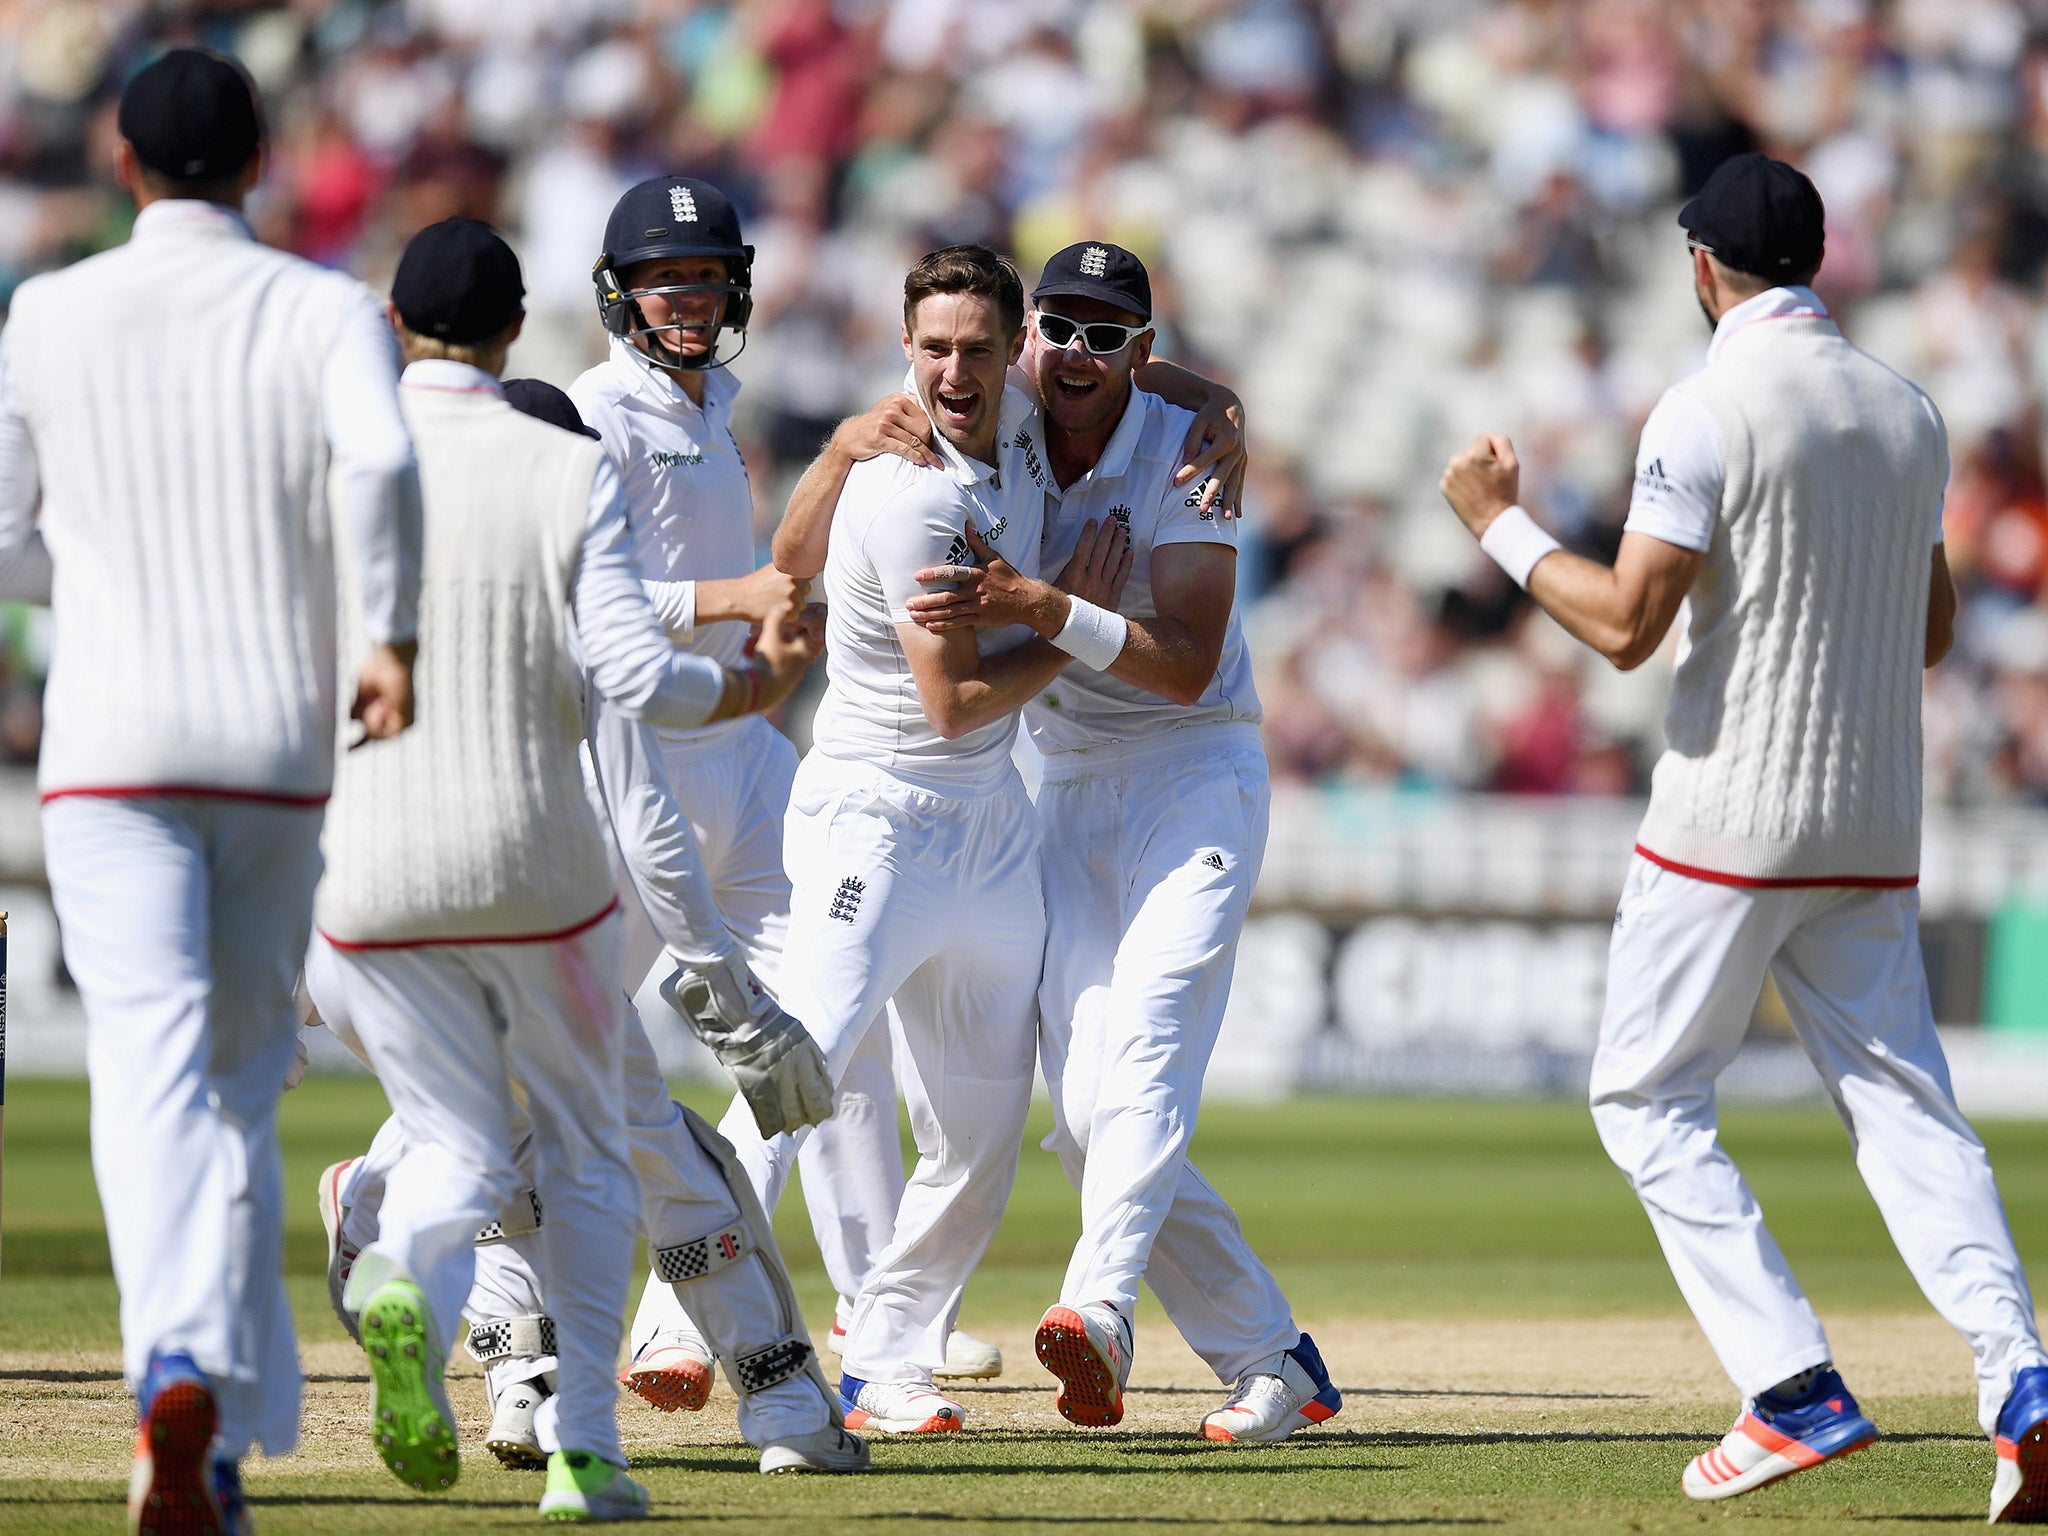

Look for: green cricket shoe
[538,1450,648,1522]
[360,1279,460,1493]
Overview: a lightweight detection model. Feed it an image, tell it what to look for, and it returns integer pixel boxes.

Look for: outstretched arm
[1440,433,1703,671]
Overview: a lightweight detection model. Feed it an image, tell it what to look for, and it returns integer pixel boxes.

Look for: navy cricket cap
[1678,153,1826,281]
[1033,241,1152,322]
[503,378,599,439]
[118,48,263,181]
[392,219,525,344]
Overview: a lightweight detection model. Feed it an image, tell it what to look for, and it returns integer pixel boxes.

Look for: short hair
[132,159,254,207]
[391,316,519,370]
[902,245,1025,338]
[1710,249,1821,296]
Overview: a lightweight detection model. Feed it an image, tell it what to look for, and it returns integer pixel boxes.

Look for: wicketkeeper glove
[659,952,835,1137]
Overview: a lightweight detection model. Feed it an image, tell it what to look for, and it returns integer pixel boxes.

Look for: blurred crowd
[7,0,2048,804]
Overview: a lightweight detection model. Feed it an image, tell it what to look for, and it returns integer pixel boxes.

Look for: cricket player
[902,241,1343,1442]
[1439,153,2048,1521]
[0,50,423,1535]
[305,218,818,1521]
[316,377,867,1480]
[570,176,999,1403]
[720,244,1135,1435]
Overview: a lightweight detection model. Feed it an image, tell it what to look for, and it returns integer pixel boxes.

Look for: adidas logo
[1636,456,1670,488]
[828,876,866,923]
[1080,246,1109,277]
[1202,852,1225,871]
[943,533,971,567]
[669,185,698,223]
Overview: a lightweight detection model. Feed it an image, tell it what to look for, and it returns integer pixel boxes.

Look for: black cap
[503,378,599,439]
[117,48,263,182]
[392,219,525,344]
[600,175,750,273]
[1678,153,1825,280]
[1032,241,1151,322]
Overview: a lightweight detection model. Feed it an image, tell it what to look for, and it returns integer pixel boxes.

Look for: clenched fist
[1439,433,1521,539]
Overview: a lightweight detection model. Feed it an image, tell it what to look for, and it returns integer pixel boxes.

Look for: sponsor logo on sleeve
[942,532,972,567]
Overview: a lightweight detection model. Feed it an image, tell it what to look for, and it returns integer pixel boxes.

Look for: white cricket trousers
[47,794,322,1459]
[617,719,903,1346]
[305,917,639,1464]
[1037,741,1299,1382]
[1591,854,2047,1434]
[723,752,1044,1386]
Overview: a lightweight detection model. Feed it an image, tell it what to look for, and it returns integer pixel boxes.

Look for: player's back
[318,382,614,946]
[810,429,1041,798]
[1640,317,1947,883]
[7,201,385,798]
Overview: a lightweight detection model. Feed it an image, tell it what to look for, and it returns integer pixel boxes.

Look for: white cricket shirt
[808,385,1047,797]
[1025,387,1261,767]
[1624,286,1945,554]
[571,338,756,749]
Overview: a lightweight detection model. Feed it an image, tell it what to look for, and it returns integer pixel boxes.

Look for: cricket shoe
[1681,1367,1877,1501]
[317,1158,361,1343]
[1035,1302,1131,1428]
[361,1279,460,1493]
[538,1450,647,1522]
[838,1374,966,1434]
[128,1350,228,1536]
[759,1424,873,1474]
[1200,1333,1343,1443]
[486,1375,550,1470]
[1991,1363,2048,1522]
[827,1318,1004,1381]
[618,1335,713,1414]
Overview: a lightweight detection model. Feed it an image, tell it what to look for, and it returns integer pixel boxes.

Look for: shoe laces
[1226,1370,1299,1417]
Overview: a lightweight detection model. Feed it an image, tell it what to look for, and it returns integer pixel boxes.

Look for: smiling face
[621,253,730,363]
[903,290,1024,463]
[1027,294,1152,440]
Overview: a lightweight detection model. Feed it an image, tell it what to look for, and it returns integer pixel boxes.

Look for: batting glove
[659,953,835,1137]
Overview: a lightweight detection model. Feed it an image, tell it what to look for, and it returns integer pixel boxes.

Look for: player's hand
[834,392,939,469]
[1440,434,1521,536]
[283,1027,311,1092]
[1057,516,1134,612]
[737,563,812,623]
[907,521,1066,635]
[792,600,828,650]
[1172,394,1247,520]
[350,640,416,744]
[660,955,836,1137]
[744,596,821,712]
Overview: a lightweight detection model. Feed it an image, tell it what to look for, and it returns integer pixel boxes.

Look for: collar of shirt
[131,199,254,243]
[899,369,1036,487]
[1707,284,1830,364]
[610,334,739,423]
[400,358,504,395]
[1047,385,1149,502]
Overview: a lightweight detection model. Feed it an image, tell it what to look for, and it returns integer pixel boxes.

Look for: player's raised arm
[1440,433,1703,671]
[772,392,938,578]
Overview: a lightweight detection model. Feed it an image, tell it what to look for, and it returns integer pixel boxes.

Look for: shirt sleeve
[573,455,728,726]
[0,329,46,602]
[1929,398,1950,547]
[1152,471,1241,551]
[322,289,423,644]
[864,481,977,623]
[1622,389,1723,553]
[641,577,697,637]
[582,689,732,969]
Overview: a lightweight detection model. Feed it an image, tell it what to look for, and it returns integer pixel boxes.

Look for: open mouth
[1051,370,1099,401]
[935,386,980,424]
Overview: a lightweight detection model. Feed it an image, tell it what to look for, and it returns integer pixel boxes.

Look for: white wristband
[1478,505,1563,590]
[1050,597,1128,670]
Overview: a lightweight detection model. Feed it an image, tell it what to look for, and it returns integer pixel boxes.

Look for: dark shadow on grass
[0,1368,123,1382]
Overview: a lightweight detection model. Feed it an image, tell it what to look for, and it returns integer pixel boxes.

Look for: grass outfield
[2,1076,2045,1532]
